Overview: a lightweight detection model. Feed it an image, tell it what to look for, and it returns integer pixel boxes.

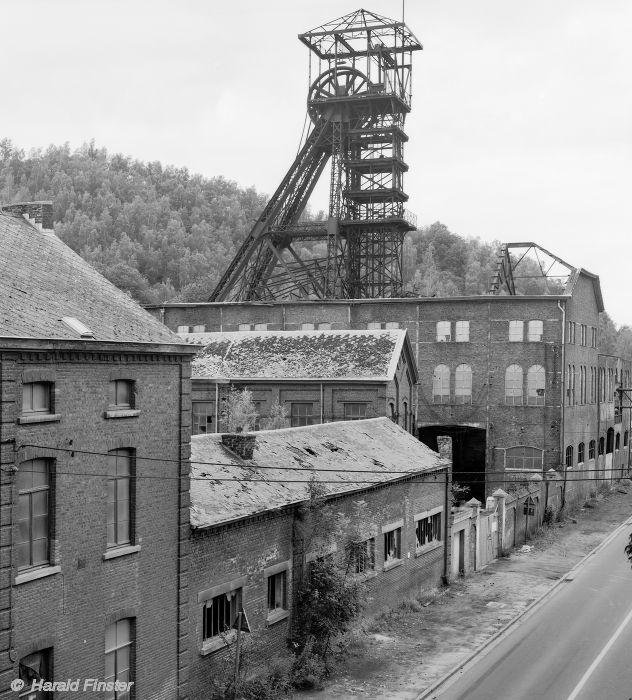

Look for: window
[267,571,287,615]
[291,403,314,427]
[454,364,472,404]
[107,449,133,548]
[578,442,585,464]
[19,649,52,699]
[568,321,576,344]
[383,526,401,565]
[350,538,375,574]
[455,321,469,342]
[580,324,587,346]
[238,324,251,331]
[301,323,315,330]
[318,322,332,330]
[527,320,543,342]
[508,321,524,342]
[192,324,206,333]
[625,431,629,448]
[109,380,133,409]
[192,402,215,435]
[344,403,368,420]
[527,365,545,405]
[599,437,605,455]
[385,321,399,329]
[436,321,451,342]
[565,445,573,468]
[17,459,51,570]
[589,440,596,460]
[104,619,133,700]
[23,382,52,414]
[432,365,450,404]
[367,321,383,330]
[176,325,190,334]
[505,365,523,405]
[505,446,543,471]
[254,323,268,331]
[403,401,408,431]
[415,509,442,550]
[615,433,620,451]
[203,588,242,640]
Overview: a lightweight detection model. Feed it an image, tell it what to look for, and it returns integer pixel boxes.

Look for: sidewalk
[299,485,632,700]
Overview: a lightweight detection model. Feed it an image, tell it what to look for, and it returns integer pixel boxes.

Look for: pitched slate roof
[181,329,408,380]
[190,417,448,529]
[0,209,183,344]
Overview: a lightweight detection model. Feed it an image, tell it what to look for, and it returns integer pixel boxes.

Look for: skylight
[61,316,95,339]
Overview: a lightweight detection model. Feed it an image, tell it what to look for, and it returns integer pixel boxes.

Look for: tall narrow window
[107,449,133,548]
[615,433,620,451]
[432,365,450,404]
[578,442,585,464]
[454,364,472,404]
[16,459,51,570]
[527,320,543,342]
[527,365,545,405]
[589,440,596,460]
[192,402,215,435]
[104,619,133,700]
[109,380,133,409]
[22,382,52,414]
[455,321,470,342]
[505,365,523,405]
[290,403,314,427]
[383,527,401,564]
[599,436,605,455]
[565,445,573,467]
[351,538,375,574]
[571,365,576,405]
[436,321,451,342]
[267,571,287,616]
[508,321,524,342]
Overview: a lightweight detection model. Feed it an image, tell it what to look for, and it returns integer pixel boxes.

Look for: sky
[2,0,631,324]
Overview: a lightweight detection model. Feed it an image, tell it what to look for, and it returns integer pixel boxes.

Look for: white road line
[565,604,632,700]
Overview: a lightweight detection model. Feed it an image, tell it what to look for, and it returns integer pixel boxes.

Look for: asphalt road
[431,523,632,700]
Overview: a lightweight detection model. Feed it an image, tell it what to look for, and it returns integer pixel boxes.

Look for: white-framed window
[455,321,470,342]
[385,321,400,329]
[344,403,368,420]
[318,322,332,330]
[107,449,133,548]
[367,321,383,330]
[415,507,442,551]
[508,321,524,342]
[22,382,52,414]
[454,364,472,404]
[436,321,451,342]
[301,323,315,330]
[238,323,251,331]
[16,459,52,570]
[382,521,403,566]
[505,365,523,405]
[527,320,543,342]
[505,446,543,471]
[527,365,545,405]
[176,325,190,334]
[104,619,133,700]
[192,324,206,333]
[254,323,268,331]
[432,365,450,404]
[192,402,215,435]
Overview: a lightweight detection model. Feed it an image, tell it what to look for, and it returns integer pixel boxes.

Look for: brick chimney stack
[221,433,257,460]
[1,201,54,232]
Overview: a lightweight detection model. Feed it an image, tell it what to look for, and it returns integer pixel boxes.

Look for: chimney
[221,433,257,460]
[2,201,54,233]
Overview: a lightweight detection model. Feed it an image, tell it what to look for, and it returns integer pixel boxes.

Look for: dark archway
[418,425,487,502]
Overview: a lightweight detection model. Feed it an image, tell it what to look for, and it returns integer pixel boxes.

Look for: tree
[221,388,258,433]
[626,534,632,568]
[263,399,289,430]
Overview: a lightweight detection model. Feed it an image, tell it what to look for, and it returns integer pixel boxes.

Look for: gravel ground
[298,485,632,700]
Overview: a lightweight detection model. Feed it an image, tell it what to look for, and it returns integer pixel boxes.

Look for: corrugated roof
[0,210,183,344]
[182,329,407,380]
[190,417,447,529]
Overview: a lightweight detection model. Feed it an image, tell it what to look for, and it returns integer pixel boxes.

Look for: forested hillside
[1,138,630,356]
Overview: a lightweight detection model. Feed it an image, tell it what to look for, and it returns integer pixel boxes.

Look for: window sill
[266,609,289,626]
[103,544,141,561]
[15,565,61,585]
[415,541,443,557]
[201,631,236,656]
[104,409,141,419]
[383,558,403,572]
[18,413,61,425]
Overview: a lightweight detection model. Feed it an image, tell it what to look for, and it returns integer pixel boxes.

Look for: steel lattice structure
[210,9,422,302]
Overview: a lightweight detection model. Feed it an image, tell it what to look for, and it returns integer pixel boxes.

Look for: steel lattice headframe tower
[210,9,422,302]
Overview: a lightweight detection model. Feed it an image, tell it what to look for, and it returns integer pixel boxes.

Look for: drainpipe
[558,301,568,507]
[443,465,450,585]
[215,382,219,433]
[320,383,324,424]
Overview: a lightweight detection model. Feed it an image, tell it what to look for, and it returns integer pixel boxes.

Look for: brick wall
[0,347,192,700]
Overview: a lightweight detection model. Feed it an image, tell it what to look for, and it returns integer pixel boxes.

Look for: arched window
[599,436,605,455]
[615,433,620,451]
[606,428,614,454]
[505,365,523,405]
[527,365,545,405]
[432,365,450,404]
[565,445,573,467]
[571,365,576,405]
[454,364,472,404]
[403,401,408,431]
[578,442,585,464]
[389,402,396,422]
[589,440,596,460]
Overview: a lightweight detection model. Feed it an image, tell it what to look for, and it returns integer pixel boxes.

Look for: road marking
[565,604,632,700]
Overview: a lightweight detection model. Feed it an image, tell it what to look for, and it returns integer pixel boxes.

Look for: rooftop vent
[61,316,95,339]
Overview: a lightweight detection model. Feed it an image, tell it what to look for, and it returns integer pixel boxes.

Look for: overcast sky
[3,0,631,325]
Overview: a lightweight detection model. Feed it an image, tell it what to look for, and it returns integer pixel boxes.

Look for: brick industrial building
[180,328,417,434]
[147,245,631,502]
[187,418,450,697]
[0,203,195,699]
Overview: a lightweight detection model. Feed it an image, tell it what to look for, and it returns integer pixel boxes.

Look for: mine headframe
[210,9,422,302]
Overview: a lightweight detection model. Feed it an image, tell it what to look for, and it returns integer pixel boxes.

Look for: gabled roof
[183,329,415,382]
[0,208,185,345]
[190,417,447,529]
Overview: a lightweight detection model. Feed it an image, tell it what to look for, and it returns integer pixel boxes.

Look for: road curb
[413,509,632,700]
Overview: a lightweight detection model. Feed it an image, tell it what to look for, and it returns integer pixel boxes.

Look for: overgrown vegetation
[221,387,258,433]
